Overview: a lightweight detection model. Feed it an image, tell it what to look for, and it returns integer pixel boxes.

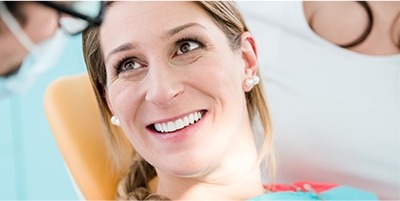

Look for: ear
[241,32,258,76]
[104,88,116,117]
[240,32,259,91]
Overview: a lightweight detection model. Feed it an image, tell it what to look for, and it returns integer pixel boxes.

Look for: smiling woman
[84,2,271,200]
[82,1,378,200]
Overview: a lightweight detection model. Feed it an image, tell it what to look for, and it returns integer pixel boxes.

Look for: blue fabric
[0,35,84,199]
[249,186,378,200]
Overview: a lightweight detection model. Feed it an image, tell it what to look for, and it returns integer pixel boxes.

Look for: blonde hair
[82,1,274,200]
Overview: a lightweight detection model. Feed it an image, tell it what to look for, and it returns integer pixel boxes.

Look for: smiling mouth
[150,110,205,134]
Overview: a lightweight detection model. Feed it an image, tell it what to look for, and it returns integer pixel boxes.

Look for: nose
[144,61,184,106]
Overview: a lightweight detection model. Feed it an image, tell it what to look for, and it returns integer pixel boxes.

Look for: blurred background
[0,35,83,200]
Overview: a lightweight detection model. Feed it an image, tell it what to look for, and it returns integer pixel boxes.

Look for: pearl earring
[245,75,260,87]
[111,116,121,126]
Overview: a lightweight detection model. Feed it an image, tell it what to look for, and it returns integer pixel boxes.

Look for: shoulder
[249,182,378,200]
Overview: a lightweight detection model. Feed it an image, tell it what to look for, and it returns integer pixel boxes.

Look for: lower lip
[148,111,207,143]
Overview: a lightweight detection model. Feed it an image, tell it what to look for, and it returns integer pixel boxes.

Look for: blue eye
[176,41,201,55]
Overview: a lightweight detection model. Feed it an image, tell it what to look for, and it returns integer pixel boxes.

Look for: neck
[156,132,265,200]
[157,164,264,200]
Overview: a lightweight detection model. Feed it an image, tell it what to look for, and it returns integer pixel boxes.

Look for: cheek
[107,82,140,123]
[0,38,27,75]
[193,56,244,94]
[0,35,27,56]
[108,83,148,149]
[24,9,58,44]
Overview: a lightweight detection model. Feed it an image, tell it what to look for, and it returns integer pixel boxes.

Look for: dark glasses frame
[37,1,104,34]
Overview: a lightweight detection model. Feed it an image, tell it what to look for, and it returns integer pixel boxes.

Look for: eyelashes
[112,56,142,74]
[175,36,206,55]
[111,36,207,75]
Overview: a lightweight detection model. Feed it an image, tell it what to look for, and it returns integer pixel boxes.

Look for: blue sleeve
[249,186,378,200]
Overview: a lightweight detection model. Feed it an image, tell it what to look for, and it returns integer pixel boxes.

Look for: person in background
[0,2,104,199]
[0,1,103,99]
[238,1,399,199]
[82,1,377,200]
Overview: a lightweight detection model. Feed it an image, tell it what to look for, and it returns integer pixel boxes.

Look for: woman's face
[101,2,257,177]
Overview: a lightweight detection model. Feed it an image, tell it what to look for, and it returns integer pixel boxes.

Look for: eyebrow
[105,42,136,63]
[105,22,206,62]
[163,22,205,39]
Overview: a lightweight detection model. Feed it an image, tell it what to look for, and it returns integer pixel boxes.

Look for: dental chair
[44,73,121,200]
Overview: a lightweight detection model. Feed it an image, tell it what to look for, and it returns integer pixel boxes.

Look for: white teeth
[188,113,194,124]
[183,116,189,126]
[167,122,175,131]
[162,123,168,132]
[175,119,184,130]
[154,123,162,131]
[154,111,203,133]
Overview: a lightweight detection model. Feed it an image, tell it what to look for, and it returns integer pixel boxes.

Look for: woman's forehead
[101,2,209,35]
[102,1,208,28]
[99,2,219,55]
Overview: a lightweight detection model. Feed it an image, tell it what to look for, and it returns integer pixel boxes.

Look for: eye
[114,58,144,73]
[176,41,201,55]
[121,60,141,71]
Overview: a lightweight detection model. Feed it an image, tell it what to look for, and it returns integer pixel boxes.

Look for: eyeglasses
[37,1,104,35]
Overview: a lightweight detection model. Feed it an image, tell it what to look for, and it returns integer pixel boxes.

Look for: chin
[154,152,216,178]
